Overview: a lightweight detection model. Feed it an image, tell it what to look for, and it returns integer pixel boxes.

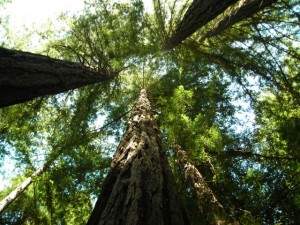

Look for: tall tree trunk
[202,0,277,39]
[164,0,237,49]
[0,162,49,213]
[0,47,115,108]
[87,89,190,225]
[174,145,229,225]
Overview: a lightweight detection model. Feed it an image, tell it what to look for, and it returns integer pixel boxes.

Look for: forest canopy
[0,0,299,224]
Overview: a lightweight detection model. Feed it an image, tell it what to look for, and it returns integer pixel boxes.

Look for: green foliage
[1,0,299,224]
[158,85,225,161]
[47,0,147,73]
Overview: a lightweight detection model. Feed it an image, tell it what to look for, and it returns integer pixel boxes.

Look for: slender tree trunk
[164,0,237,49]
[0,162,49,213]
[0,47,115,108]
[87,89,190,225]
[202,0,277,39]
[174,145,228,225]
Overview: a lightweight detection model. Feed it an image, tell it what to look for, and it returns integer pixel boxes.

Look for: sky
[0,0,255,191]
[0,0,85,51]
[0,0,153,51]
[2,0,152,30]
[5,0,84,28]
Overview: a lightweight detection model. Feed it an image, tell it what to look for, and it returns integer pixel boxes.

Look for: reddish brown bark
[87,90,189,225]
[0,47,115,108]
[174,145,229,225]
[165,0,237,49]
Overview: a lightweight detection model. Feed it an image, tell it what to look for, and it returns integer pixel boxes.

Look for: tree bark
[174,145,228,225]
[202,0,277,39]
[0,47,115,108]
[87,89,190,225]
[0,162,49,214]
[164,0,237,49]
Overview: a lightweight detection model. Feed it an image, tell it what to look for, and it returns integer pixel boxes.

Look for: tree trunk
[0,162,48,213]
[0,47,115,108]
[87,89,190,225]
[164,0,237,49]
[202,0,277,39]
[174,145,228,225]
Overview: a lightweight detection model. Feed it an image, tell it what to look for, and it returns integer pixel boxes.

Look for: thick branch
[165,0,237,49]
[0,47,116,108]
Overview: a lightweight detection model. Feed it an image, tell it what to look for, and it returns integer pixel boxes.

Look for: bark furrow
[87,89,189,225]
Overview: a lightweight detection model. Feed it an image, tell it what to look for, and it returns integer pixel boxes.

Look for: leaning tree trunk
[202,0,277,39]
[164,0,237,49]
[0,47,115,108]
[0,162,49,214]
[87,89,190,225]
[174,145,229,225]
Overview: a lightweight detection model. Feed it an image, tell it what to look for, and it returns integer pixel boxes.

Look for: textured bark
[174,145,228,225]
[165,0,237,49]
[202,0,277,39]
[87,89,189,225]
[0,163,48,213]
[0,47,115,108]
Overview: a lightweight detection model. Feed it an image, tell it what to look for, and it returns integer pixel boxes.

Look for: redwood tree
[164,0,237,49]
[87,89,190,225]
[202,0,277,39]
[174,145,228,225]
[0,47,115,108]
